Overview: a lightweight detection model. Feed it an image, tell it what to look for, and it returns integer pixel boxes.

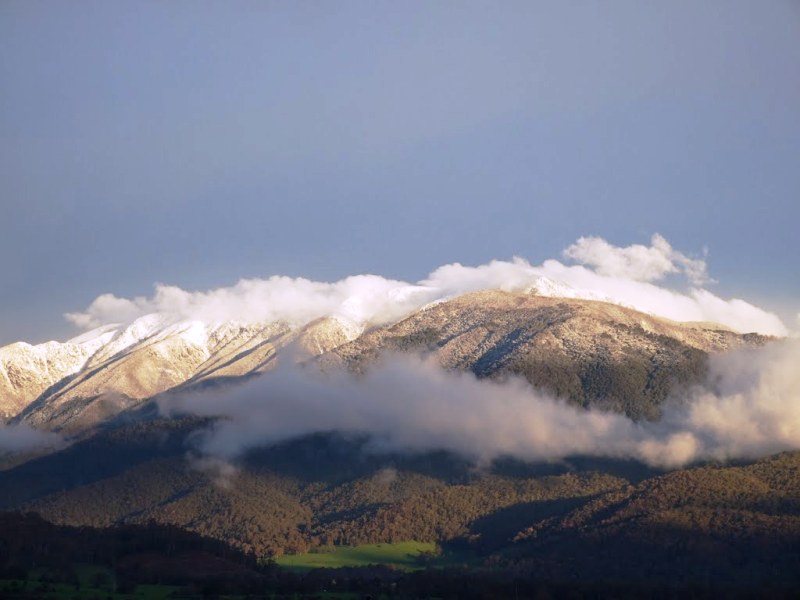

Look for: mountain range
[1,285,767,430]
[1,282,796,592]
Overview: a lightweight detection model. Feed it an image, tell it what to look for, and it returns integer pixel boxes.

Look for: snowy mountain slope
[0,281,771,432]
[0,325,118,420]
[5,314,365,432]
[524,275,619,305]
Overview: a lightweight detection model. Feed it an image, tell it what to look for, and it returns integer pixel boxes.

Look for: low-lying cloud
[65,234,787,337]
[160,340,800,469]
[0,423,61,454]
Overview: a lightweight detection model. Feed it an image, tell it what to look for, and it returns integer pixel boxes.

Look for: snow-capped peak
[525,276,618,305]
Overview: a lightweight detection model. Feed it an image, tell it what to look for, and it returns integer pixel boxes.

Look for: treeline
[307,471,624,551]
[2,512,798,599]
[20,452,627,557]
[4,427,800,590]
[9,429,800,566]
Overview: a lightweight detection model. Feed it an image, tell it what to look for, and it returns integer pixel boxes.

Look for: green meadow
[276,541,441,571]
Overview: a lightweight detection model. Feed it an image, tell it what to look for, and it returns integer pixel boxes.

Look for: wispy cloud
[0,423,61,454]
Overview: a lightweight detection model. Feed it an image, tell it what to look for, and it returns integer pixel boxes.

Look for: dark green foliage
[2,420,800,590]
[5,430,625,558]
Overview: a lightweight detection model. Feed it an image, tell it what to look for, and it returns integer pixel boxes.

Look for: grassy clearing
[276,541,439,571]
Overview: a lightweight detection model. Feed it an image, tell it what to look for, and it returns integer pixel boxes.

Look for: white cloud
[529,261,786,335]
[63,234,787,337]
[160,340,800,469]
[66,276,433,331]
[660,340,800,463]
[563,234,711,285]
[160,355,642,463]
[65,293,146,329]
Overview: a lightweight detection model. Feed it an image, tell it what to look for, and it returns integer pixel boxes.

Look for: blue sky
[1,1,799,344]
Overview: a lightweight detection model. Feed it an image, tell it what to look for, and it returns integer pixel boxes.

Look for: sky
[1,1,799,345]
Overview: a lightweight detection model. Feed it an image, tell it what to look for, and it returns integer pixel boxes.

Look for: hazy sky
[1,1,799,344]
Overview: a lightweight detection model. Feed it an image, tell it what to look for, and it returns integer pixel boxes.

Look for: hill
[323,290,768,419]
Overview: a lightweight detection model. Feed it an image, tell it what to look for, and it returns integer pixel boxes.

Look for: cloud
[423,256,785,335]
[187,454,239,490]
[64,234,787,337]
[66,276,432,332]
[159,355,642,463]
[0,423,61,454]
[670,340,800,462]
[563,234,711,285]
[65,293,146,329]
[159,340,800,469]
[529,261,786,335]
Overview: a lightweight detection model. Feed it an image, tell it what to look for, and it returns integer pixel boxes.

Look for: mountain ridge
[321,290,770,419]
[1,288,772,431]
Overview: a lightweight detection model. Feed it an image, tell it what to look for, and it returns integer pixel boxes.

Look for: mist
[159,339,800,469]
[65,234,787,337]
[0,423,61,454]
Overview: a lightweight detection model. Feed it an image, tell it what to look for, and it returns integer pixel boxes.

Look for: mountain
[507,450,800,584]
[0,285,796,590]
[322,290,768,419]
[0,325,117,420]
[1,288,768,432]
[4,315,362,432]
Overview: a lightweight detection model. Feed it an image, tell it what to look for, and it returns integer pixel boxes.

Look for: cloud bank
[65,234,787,336]
[160,340,800,469]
